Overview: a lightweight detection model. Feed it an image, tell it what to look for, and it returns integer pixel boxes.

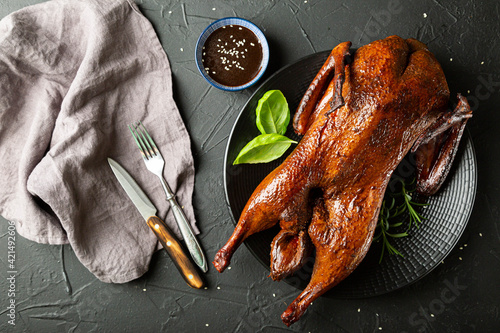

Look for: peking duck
[214,35,472,326]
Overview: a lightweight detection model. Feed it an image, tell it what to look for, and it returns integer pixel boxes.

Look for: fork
[129,121,208,273]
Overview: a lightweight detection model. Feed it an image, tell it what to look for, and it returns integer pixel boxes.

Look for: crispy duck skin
[213,36,472,326]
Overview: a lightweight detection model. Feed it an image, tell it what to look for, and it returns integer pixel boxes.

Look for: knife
[107,158,204,289]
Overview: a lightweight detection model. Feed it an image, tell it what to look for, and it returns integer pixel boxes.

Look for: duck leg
[213,160,312,273]
[281,185,383,326]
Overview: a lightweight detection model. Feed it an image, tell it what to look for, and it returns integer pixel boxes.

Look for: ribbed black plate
[223,51,477,298]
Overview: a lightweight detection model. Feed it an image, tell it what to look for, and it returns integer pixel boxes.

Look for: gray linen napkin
[0,0,198,283]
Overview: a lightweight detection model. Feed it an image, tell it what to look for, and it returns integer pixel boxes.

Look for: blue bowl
[195,17,269,91]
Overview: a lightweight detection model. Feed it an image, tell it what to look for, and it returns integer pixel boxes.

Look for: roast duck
[214,35,472,326]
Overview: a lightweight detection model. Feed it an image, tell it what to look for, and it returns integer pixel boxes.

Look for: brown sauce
[202,25,263,87]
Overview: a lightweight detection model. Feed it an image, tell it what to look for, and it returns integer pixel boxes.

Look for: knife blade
[107,158,204,289]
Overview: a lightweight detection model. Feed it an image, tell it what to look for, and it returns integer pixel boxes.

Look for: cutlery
[108,158,204,289]
[129,121,208,273]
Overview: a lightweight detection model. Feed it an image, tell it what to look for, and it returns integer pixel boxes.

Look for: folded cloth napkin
[0,0,198,283]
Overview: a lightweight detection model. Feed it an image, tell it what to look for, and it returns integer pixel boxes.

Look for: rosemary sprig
[374,178,428,263]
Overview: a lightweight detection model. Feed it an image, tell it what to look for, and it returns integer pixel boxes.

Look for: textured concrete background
[1,0,499,332]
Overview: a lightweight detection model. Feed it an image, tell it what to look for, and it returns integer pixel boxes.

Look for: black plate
[223,51,477,298]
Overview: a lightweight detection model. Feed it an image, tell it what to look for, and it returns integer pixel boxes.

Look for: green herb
[374,178,428,263]
[233,90,297,165]
[233,134,297,164]
[256,90,290,135]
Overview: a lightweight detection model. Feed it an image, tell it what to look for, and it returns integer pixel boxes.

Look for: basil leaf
[233,133,297,165]
[256,90,290,135]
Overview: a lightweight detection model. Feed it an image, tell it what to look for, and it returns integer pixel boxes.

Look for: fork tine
[129,123,151,159]
[138,121,159,155]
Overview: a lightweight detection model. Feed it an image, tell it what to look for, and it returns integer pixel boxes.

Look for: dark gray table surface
[1,0,499,332]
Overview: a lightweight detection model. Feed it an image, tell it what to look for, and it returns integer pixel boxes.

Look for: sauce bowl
[195,17,269,91]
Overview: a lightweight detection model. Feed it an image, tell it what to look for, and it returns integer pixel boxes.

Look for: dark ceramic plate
[223,51,477,298]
